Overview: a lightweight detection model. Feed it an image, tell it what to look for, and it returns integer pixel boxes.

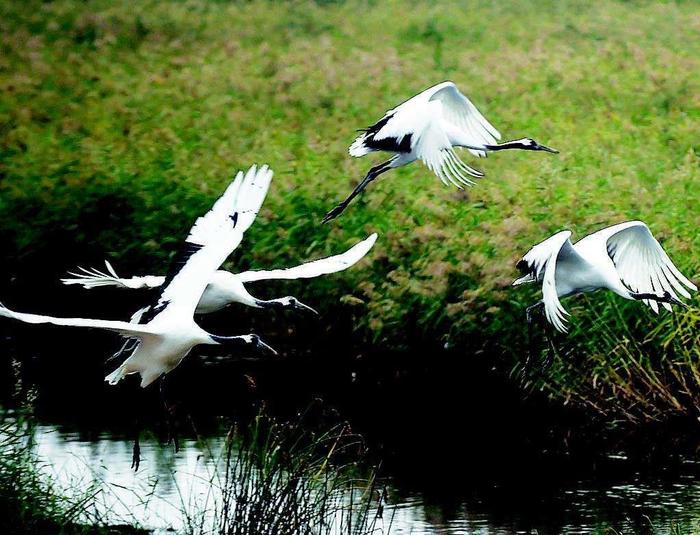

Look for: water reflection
[34,426,221,531]
[25,421,700,534]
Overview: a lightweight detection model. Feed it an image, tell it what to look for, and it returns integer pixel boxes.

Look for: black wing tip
[138,300,170,324]
[364,133,413,153]
[364,112,395,136]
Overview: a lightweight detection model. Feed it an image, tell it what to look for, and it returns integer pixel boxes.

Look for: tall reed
[204,411,391,535]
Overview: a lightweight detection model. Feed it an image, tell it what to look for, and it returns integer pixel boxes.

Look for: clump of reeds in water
[206,411,392,535]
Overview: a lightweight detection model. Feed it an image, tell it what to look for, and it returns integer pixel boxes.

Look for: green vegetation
[202,412,388,535]
[1,0,698,424]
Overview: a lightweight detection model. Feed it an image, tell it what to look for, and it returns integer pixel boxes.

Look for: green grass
[203,411,389,535]
[0,0,699,424]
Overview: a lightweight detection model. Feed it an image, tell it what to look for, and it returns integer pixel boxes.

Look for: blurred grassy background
[1,0,699,423]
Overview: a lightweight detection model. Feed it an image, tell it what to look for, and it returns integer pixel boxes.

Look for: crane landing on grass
[0,165,277,387]
[322,81,558,223]
[513,220,696,333]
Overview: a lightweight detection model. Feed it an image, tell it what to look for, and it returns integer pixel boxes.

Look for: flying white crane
[0,165,277,388]
[322,80,558,223]
[61,234,378,317]
[513,220,696,333]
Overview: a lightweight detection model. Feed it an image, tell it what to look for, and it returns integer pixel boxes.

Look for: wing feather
[238,234,377,283]
[149,164,273,322]
[600,221,696,313]
[428,81,501,157]
[0,303,159,338]
[516,230,587,333]
[413,121,483,187]
[61,261,165,290]
[350,81,500,163]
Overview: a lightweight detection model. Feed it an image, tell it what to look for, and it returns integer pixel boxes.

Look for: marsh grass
[533,301,700,425]
[1,0,699,424]
[176,410,391,535]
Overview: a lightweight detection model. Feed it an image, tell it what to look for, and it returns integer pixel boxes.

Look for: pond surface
[3,323,700,534]
[28,417,700,534]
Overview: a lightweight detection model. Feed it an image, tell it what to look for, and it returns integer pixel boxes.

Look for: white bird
[322,80,558,222]
[61,235,378,317]
[513,220,697,333]
[0,165,277,388]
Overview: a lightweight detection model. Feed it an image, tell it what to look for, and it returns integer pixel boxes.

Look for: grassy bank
[1,0,699,424]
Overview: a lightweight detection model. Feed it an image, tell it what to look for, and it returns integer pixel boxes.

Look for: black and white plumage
[322,81,558,223]
[513,221,697,332]
[0,165,277,387]
[61,234,378,316]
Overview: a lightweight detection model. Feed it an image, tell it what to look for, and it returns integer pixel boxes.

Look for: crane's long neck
[484,139,531,152]
[209,334,277,355]
[209,334,256,347]
[253,296,318,314]
[483,138,558,153]
[202,274,257,311]
[629,291,686,307]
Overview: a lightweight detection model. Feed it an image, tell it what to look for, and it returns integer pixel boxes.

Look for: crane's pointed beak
[293,300,319,315]
[536,142,559,154]
[256,338,278,356]
[664,291,688,309]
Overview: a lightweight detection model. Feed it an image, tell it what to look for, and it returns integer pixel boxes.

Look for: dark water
[2,311,700,534]
[21,416,700,534]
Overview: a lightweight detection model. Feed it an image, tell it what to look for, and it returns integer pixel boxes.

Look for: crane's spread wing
[386,83,489,186]
[0,303,159,338]
[599,221,697,313]
[349,81,494,186]
[61,260,165,290]
[238,233,378,283]
[349,112,411,157]
[516,230,584,333]
[413,121,484,188]
[349,82,442,158]
[143,164,273,323]
[428,81,501,157]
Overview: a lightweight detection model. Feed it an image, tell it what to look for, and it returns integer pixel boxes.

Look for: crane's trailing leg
[523,301,544,374]
[522,301,544,377]
[160,377,180,453]
[109,337,139,364]
[322,160,394,224]
[542,328,558,370]
[523,301,558,374]
[131,419,141,471]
